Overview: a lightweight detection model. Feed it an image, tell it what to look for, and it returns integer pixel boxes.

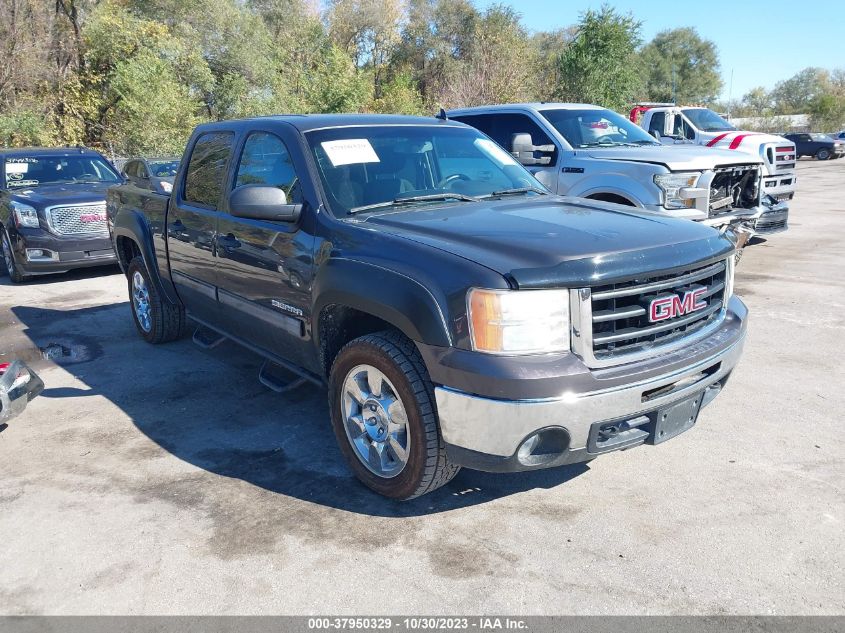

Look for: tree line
[0,0,842,156]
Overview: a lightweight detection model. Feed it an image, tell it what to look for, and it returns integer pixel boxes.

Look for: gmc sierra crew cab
[1,147,122,283]
[107,114,748,500]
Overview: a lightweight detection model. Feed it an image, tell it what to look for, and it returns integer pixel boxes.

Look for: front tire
[816,148,831,160]
[127,256,186,343]
[328,331,459,500]
[1,228,27,284]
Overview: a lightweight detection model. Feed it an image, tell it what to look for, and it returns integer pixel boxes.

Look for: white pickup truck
[448,103,788,236]
[631,103,797,205]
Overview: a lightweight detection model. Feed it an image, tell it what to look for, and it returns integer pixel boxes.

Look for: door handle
[217,233,241,250]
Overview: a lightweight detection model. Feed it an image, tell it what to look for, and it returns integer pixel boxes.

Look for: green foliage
[808,93,845,132]
[368,73,425,115]
[770,67,830,114]
[0,110,56,146]
[639,28,722,105]
[2,0,842,153]
[556,5,642,111]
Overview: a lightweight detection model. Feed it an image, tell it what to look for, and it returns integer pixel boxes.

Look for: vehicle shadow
[0,263,121,287]
[11,302,589,517]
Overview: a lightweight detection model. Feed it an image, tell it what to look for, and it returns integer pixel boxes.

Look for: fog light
[25,249,58,262]
[516,428,570,466]
[517,434,540,462]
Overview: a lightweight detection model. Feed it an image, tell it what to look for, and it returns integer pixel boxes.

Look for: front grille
[47,203,108,236]
[587,260,728,362]
[708,165,759,217]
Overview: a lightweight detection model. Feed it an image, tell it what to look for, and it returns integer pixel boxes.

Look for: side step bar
[186,313,326,392]
[192,325,226,349]
[259,360,307,393]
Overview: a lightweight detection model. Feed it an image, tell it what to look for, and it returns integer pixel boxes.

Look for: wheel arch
[312,258,453,377]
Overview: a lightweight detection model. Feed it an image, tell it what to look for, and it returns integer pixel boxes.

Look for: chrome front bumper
[436,296,747,469]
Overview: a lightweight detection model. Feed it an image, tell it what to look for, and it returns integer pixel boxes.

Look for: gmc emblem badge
[648,288,707,323]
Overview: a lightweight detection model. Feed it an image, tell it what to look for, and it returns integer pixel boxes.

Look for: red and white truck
[631,104,797,205]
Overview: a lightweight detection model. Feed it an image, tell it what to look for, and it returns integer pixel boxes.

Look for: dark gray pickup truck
[107,114,748,499]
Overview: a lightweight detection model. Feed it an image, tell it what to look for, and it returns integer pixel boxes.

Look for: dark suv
[1,147,122,283]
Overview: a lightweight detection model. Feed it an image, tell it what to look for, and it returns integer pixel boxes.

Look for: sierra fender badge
[271,300,303,317]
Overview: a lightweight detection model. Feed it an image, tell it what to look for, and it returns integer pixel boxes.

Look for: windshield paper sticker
[475,138,519,166]
[5,163,28,174]
[321,139,380,167]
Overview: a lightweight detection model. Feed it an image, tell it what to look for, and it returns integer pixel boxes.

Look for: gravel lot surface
[1,159,842,615]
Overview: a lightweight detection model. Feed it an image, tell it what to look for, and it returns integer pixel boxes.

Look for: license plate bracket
[648,391,704,445]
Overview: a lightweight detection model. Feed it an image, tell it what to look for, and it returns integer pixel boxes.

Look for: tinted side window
[234,132,302,203]
[184,132,234,209]
[451,115,496,138]
[122,161,138,178]
[455,113,557,162]
[648,112,665,135]
[493,114,554,155]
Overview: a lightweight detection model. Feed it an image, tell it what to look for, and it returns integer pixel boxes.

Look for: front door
[167,131,234,323]
[215,129,316,369]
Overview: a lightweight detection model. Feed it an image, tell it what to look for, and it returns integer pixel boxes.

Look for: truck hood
[357,196,733,288]
[580,145,763,170]
[8,182,111,209]
[699,130,794,151]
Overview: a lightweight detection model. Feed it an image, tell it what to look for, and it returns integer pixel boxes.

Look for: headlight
[654,172,701,209]
[11,201,39,228]
[468,288,570,354]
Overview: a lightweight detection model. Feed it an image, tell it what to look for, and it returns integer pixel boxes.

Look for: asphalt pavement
[0,159,842,615]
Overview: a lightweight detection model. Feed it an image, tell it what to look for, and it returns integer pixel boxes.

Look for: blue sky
[474,0,845,101]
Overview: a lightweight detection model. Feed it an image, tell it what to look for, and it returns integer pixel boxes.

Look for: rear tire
[816,148,831,160]
[1,228,27,284]
[328,330,459,500]
[127,256,186,343]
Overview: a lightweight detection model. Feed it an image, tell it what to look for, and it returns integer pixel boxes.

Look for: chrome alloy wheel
[341,364,410,478]
[2,231,15,274]
[131,270,152,333]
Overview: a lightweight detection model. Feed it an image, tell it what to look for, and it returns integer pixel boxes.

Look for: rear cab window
[182,132,235,209]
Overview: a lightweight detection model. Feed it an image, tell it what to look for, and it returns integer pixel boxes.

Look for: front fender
[568,174,655,207]
[312,258,452,348]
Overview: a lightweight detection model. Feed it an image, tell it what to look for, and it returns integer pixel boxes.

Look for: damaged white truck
[448,103,788,239]
[631,103,797,210]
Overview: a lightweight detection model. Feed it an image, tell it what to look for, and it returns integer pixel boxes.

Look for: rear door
[214,128,317,368]
[168,131,234,323]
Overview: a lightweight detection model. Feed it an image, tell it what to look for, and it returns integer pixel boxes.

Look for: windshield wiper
[630,139,661,146]
[349,192,479,214]
[481,186,547,199]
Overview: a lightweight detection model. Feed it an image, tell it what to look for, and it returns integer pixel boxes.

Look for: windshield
[810,133,833,141]
[148,159,180,178]
[683,108,736,132]
[4,155,121,189]
[305,125,544,214]
[539,108,659,148]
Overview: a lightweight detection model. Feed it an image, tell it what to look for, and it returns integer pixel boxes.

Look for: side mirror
[228,185,302,222]
[663,113,675,137]
[511,133,554,166]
